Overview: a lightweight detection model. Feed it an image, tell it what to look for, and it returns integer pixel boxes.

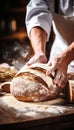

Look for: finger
[58,73,67,88]
[47,62,58,76]
[54,73,67,88]
[53,72,62,84]
[47,61,52,66]
[46,63,56,76]
[26,57,36,66]
[58,78,67,89]
[46,67,54,76]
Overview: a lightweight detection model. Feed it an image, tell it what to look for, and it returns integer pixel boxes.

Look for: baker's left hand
[46,57,68,89]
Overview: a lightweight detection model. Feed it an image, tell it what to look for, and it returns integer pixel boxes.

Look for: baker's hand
[26,53,47,66]
[46,57,68,89]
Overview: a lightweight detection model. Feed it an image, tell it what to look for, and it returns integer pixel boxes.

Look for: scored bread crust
[10,63,60,102]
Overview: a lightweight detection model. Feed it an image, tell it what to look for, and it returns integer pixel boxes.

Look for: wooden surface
[0,72,74,130]
[0,92,74,130]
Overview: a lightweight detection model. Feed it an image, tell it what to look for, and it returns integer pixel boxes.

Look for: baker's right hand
[26,53,47,66]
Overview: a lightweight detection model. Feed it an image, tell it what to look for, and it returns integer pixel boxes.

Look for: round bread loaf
[10,63,60,102]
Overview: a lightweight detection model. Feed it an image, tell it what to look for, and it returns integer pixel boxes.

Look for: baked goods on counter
[0,63,18,82]
[10,63,62,102]
[0,63,18,92]
[0,62,74,103]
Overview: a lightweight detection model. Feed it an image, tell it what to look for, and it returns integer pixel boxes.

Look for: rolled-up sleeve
[25,0,53,41]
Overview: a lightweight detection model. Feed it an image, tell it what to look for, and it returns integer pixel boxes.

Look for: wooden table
[0,92,74,130]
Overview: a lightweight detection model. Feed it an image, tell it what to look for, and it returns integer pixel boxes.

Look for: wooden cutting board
[0,93,70,122]
[0,92,74,130]
[0,72,74,130]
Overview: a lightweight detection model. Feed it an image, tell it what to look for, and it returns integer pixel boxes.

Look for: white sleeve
[25,0,53,41]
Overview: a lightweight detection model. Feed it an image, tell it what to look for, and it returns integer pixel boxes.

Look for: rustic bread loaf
[10,63,61,102]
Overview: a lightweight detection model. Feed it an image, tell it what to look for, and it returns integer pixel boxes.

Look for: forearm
[30,27,48,55]
[61,41,74,66]
[25,0,52,40]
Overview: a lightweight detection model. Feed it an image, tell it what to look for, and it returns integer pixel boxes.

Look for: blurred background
[0,0,52,71]
[0,0,34,70]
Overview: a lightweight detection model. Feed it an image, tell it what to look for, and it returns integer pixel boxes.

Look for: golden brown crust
[0,71,16,82]
[16,72,49,90]
[10,63,59,102]
[0,82,10,93]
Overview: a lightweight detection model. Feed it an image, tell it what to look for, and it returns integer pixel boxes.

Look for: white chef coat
[25,0,74,72]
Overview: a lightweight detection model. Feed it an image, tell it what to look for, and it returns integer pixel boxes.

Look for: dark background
[0,0,34,70]
[0,0,53,70]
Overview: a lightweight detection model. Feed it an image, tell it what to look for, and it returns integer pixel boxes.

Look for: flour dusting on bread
[10,63,60,102]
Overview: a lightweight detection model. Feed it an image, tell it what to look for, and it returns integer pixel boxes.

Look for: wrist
[61,42,74,66]
[60,52,72,68]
